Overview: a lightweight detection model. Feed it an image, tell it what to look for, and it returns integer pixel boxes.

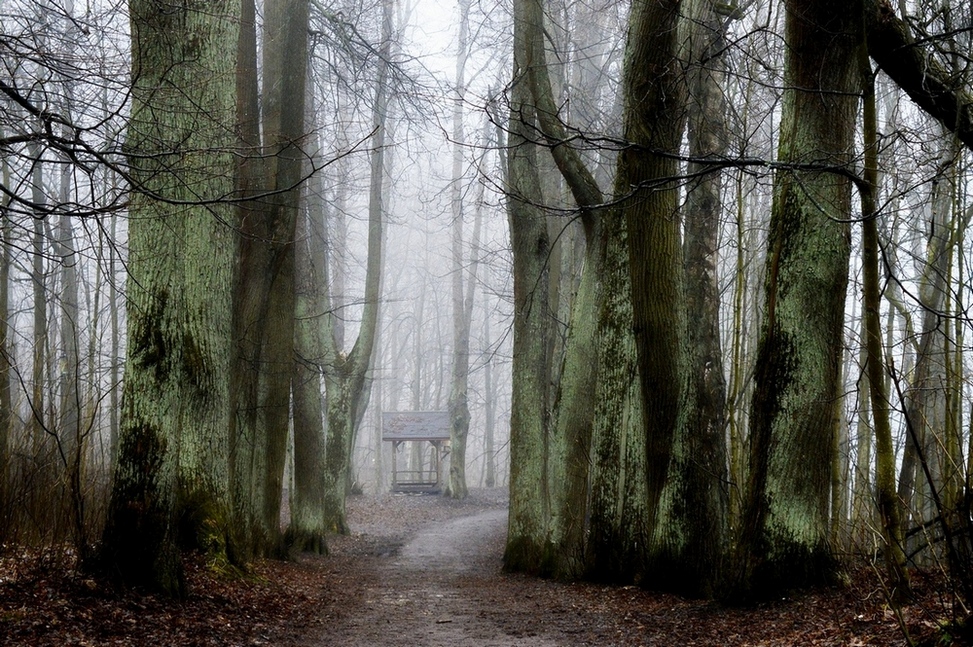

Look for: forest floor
[0,487,968,646]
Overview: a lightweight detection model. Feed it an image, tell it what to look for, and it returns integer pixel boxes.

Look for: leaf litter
[0,489,966,646]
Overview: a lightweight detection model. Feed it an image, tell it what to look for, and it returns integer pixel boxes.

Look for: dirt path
[322,509,564,647]
[310,492,595,646]
[299,491,921,647]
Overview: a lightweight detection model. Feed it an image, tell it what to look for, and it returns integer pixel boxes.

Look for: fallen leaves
[0,490,969,646]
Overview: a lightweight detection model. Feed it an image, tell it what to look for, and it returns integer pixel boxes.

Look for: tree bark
[101,0,239,594]
[618,0,728,594]
[647,0,731,596]
[619,0,685,541]
[734,0,858,599]
[503,0,554,573]
[230,0,309,559]
[445,0,473,500]
[586,210,646,584]
[321,0,390,533]
[520,0,607,578]
[287,193,329,554]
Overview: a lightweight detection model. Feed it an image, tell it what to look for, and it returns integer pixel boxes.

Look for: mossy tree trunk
[642,0,731,597]
[734,0,857,599]
[619,0,685,548]
[519,0,606,578]
[617,0,730,596]
[230,0,308,559]
[288,191,329,554]
[100,0,239,595]
[321,361,368,534]
[586,210,646,583]
[503,0,554,573]
[320,0,389,534]
[514,0,728,594]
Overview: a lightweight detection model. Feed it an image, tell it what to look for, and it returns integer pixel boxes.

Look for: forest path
[318,503,566,646]
[332,508,557,647]
[301,490,912,647]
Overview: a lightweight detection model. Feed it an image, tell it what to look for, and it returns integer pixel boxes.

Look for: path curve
[322,508,562,647]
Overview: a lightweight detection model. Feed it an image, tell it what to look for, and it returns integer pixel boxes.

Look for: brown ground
[0,489,966,646]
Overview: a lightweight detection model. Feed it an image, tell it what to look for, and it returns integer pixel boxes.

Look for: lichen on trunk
[100,0,239,593]
[734,0,857,598]
[502,0,556,575]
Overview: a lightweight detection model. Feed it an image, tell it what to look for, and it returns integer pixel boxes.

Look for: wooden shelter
[382,411,451,493]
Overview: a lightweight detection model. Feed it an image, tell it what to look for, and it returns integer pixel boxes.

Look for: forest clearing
[0,490,958,646]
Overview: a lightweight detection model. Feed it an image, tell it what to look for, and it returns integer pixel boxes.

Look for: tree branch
[523,0,604,238]
[866,0,973,150]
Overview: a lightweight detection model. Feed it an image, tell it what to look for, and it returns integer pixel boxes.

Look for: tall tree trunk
[482,278,496,489]
[649,0,731,596]
[620,0,685,548]
[230,0,309,558]
[29,142,48,463]
[56,209,83,550]
[726,159,759,529]
[321,0,390,533]
[859,50,910,598]
[0,149,11,527]
[617,0,726,595]
[520,0,606,578]
[586,210,646,583]
[445,0,473,500]
[54,0,85,553]
[229,0,265,561]
[100,0,239,595]
[503,0,554,573]
[287,178,329,554]
[258,0,309,555]
[734,0,857,598]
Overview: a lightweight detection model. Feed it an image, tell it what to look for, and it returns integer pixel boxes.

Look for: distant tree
[0,148,10,532]
[320,0,391,534]
[444,0,474,500]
